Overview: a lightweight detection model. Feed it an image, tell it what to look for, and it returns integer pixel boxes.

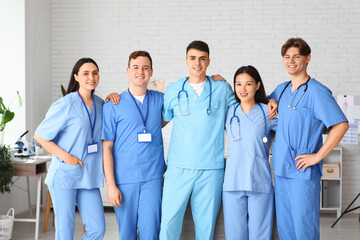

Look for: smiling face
[234,73,260,105]
[185,48,210,80]
[283,47,311,77]
[74,62,99,93]
[127,56,153,88]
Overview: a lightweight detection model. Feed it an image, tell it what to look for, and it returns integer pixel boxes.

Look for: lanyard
[128,89,149,133]
[77,91,96,141]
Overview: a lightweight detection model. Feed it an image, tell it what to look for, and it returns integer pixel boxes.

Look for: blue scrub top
[270,78,347,180]
[162,76,236,169]
[101,90,166,184]
[35,92,104,189]
[223,103,277,193]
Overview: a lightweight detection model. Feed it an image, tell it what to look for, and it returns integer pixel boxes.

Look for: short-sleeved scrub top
[101,90,166,184]
[35,92,105,189]
[223,103,277,193]
[162,76,236,169]
[270,78,348,180]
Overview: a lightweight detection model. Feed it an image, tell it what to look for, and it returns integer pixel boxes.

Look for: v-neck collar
[184,77,210,102]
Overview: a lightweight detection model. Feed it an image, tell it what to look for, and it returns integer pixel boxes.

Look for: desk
[12,156,51,240]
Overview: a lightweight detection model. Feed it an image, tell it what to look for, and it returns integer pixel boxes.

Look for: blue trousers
[114,178,163,240]
[48,182,105,240]
[274,167,321,240]
[160,166,224,240]
[223,191,274,240]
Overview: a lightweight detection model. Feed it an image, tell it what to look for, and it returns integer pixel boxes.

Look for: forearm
[102,140,117,188]
[33,134,72,162]
[315,122,349,161]
[161,117,169,128]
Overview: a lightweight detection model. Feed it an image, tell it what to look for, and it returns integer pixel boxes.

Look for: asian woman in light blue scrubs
[223,65,277,240]
[269,38,349,240]
[34,58,106,240]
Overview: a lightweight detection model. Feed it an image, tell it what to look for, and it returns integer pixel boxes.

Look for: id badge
[138,132,152,143]
[87,142,98,154]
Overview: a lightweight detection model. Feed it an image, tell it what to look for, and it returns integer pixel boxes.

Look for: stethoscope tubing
[178,76,212,115]
[230,103,268,143]
[278,77,311,111]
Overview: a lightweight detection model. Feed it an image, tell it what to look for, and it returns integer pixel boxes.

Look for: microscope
[14,130,34,157]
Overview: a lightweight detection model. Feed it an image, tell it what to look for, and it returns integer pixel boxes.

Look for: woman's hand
[267,99,278,119]
[105,93,120,104]
[65,155,83,167]
[212,74,226,82]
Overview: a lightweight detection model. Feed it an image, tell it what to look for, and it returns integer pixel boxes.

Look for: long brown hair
[66,58,99,95]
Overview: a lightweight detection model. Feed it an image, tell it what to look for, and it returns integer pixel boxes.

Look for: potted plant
[0,92,21,194]
[0,92,22,145]
[0,144,15,194]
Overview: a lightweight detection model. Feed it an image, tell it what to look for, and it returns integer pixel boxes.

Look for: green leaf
[61,84,67,97]
[0,145,15,194]
[2,110,14,123]
[17,91,23,107]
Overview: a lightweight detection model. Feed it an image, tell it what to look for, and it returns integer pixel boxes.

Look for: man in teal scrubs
[160,40,236,239]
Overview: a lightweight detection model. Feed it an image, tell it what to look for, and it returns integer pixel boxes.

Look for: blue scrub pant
[114,178,163,240]
[222,191,274,240]
[48,182,106,240]
[159,166,224,240]
[274,167,321,240]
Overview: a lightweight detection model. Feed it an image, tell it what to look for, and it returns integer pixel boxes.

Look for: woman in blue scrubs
[34,58,106,240]
[223,65,277,240]
[269,38,349,240]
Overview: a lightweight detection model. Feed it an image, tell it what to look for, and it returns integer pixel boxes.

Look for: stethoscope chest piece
[262,136,268,143]
[207,109,211,115]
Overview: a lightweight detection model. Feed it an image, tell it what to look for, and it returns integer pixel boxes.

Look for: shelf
[320,147,342,218]
[321,177,341,180]
[320,207,340,211]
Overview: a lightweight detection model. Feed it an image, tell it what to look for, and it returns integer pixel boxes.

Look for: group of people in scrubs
[34,37,349,240]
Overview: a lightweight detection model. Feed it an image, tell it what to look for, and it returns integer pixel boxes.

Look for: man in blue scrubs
[102,51,166,239]
[160,40,236,240]
[269,38,349,240]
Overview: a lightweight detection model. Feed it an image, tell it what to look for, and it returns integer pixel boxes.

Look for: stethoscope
[229,103,268,143]
[178,76,212,115]
[278,76,311,110]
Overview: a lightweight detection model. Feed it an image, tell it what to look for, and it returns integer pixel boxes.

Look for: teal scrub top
[223,103,277,193]
[162,76,236,169]
[101,90,166,184]
[270,78,348,180]
[35,92,104,189]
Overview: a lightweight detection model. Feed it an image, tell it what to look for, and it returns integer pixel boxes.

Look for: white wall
[0,0,26,144]
[0,0,27,215]
[50,0,360,213]
[25,0,51,141]
[0,0,51,216]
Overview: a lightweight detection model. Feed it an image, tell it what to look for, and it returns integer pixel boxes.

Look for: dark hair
[66,58,99,94]
[186,40,210,56]
[233,65,268,104]
[281,38,311,56]
[128,50,152,68]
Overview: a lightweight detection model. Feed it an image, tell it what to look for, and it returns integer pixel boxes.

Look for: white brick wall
[51,0,360,213]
